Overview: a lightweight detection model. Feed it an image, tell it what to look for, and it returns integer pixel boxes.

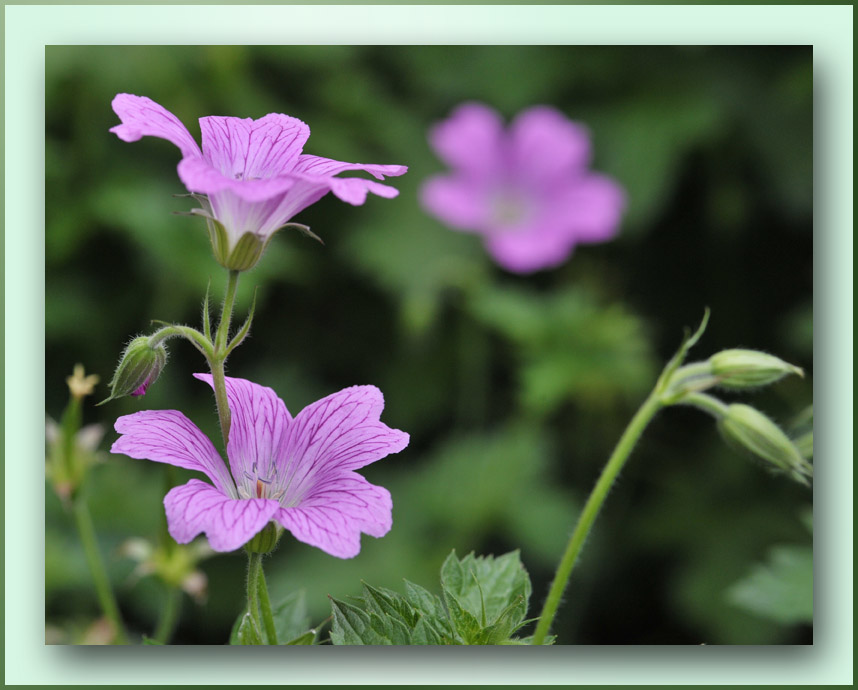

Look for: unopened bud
[710,349,803,390]
[718,404,812,485]
[100,336,167,404]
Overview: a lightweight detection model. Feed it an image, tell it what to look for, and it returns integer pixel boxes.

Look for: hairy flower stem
[210,270,240,448]
[257,567,279,645]
[71,494,129,644]
[246,551,263,639]
[532,390,664,645]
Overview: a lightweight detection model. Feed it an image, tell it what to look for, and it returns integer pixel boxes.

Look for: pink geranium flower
[420,102,625,273]
[110,94,407,270]
[111,375,409,558]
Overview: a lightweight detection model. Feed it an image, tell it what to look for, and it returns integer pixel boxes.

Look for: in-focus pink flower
[111,375,409,558]
[110,94,407,270]
[420,102,625,274]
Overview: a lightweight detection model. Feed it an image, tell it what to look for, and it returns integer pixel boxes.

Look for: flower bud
[717,403,812,485]
[710,349,803,389]
[245,522,282,554]
[102,336,167,403]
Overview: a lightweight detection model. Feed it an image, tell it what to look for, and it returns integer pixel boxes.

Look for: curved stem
[72,495,129,644]
[531,390,664,645]
[153,586,181,644]
[257,566,278,645]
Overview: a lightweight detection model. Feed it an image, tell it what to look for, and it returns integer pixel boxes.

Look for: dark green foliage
[330,551,536,645]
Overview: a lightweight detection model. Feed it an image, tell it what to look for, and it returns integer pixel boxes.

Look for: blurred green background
[45,45,812,645]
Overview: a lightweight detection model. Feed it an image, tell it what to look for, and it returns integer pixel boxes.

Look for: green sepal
[226,286,259,356]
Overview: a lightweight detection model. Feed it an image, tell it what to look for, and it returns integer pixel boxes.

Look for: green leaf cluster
[330,550,541,645]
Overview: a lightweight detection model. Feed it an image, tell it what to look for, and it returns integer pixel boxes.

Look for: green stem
[153,586,181,644]
[246,551,263,637]
[682,392,729,419]
[257,566,279,645]
[210,270,240,448]
[72,495,129,644]
[531,389,664,645]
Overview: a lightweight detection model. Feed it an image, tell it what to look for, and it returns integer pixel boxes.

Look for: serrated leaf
[329,596,389,645]
[441,550,531,628]
[403,579,447,621]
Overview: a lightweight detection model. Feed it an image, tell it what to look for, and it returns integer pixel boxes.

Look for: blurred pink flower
[110,94,407,269]
[111,375,409,558]
[420,103,625,273]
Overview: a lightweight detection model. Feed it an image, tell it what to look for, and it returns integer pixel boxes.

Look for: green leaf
[283,630,317,645]
[228,608,246,645]
[236,612,264,645]
[329,596,389,645]
[271,590,312,645]
[726,545,813,625]
[440,550,532,645]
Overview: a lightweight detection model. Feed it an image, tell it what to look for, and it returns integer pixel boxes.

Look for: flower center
[237,462,287,502]
[489,189,533,230]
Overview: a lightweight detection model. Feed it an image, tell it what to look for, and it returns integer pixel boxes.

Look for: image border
[6,3,853,686]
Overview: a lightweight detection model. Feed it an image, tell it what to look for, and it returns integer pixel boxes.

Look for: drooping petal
[274,473,392,558]
[508,106,592,183]
[112,410,235,497]
[110,94,201,159]
[292,155,408,181]
[276,386,409,495]
[199,113,310,181]
[419,175,493,232]
[193,374,291,492]
[427,102,505,177]
[164,479,280,552]
[249,162,406,234]
[544,174,626,243]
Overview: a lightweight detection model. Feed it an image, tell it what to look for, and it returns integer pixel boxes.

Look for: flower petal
[164,479,279,552]
[484,224,573,274]
[509,106,592,183]
[274,473,392,558]
[193,374,291,492]
[545,174,626,243]
[420,175,493,231]
[292,155,407,181]
[199,113,310,181]
[110,94,201,159]
[111,410,234,497]
[428,102,505,176]
[177,156,297,203]
[277,386,409,491]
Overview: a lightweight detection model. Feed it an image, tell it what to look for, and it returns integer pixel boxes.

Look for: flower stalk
[72,493,129,644]
[210,270,241,448]
[531,388,664,645]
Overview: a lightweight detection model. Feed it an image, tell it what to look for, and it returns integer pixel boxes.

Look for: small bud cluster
[660,318,811,486]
